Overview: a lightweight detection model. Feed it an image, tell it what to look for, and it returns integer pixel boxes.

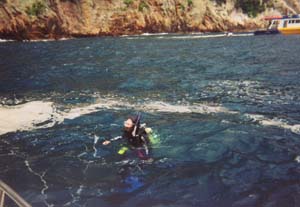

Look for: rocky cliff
[0,0,299,40]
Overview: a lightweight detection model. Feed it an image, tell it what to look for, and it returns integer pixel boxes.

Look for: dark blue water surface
[1,34,300,207]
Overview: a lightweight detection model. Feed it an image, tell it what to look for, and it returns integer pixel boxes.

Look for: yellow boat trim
[278,27,300,35]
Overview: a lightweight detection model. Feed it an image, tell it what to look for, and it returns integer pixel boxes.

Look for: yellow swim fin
[118,146,129,155]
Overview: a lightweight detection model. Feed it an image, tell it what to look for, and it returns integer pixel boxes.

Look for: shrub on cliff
[26,1,46,16]
[124,0,133,7]
[235,0,265,17]
[187,0,193,7]
[139,1,149,12]
[179,3,185,11]
[215,0,226,5]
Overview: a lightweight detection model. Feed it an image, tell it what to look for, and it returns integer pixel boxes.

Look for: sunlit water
[1,34,300,207]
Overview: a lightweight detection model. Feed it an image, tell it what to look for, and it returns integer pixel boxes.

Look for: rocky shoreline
[0,0,299,41]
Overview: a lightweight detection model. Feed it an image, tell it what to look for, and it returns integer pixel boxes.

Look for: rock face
[0,0,299,40]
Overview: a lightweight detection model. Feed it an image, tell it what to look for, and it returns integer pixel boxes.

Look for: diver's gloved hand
[102,140,111,145]
[145,127,152,134]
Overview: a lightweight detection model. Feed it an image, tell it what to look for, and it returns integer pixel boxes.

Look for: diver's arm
[110,136,122,141]
[102,136,122,145]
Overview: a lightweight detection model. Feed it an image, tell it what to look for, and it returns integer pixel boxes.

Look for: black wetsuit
[122,127,149,148]
[110,126,150,159]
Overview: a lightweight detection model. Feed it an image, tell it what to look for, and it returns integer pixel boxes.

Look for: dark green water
[1,34,300,207]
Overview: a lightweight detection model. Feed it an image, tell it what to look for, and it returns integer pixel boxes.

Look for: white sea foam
[122,33,169,37]
[0,98,234,135]
[172,34,228,39]
[93,135,100,158]
[141,33,169,36]
[232,33,254,37]
[295,155,300,163]
[26,39,56,42]
[0,101,62,135]
[123,33,253,40]
[62,101,300,135]
[61,100,236,120]
[122,35,141,39]
[245,114,300,134]
[141,101,235,114]
[0,39,14,42]
[154,33,253,40]
[1,98,299,136]
[61,99,126,120]
[24,38,72,43]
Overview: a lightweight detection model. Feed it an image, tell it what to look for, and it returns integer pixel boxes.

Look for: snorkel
[131,112,141,137]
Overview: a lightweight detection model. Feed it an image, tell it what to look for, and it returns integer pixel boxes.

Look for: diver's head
[124,118,134,132]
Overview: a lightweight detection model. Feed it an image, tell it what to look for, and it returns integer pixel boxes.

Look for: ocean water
[1,33,300,207]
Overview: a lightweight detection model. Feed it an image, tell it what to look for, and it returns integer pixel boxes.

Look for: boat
[255,14,300,35]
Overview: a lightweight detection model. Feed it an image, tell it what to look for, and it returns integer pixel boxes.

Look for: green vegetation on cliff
[139,1,149,12]
[26,1,46,16]
[124,0,133,7]
[213,0,274,17]
[236,0,265,17]
[187,0,193,7]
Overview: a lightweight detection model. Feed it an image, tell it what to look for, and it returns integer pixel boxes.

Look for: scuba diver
[102,113,152,160]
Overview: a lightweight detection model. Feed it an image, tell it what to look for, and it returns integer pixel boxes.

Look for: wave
[23,38,72,43]
[0,99,235,135]
[141,33,169,36]
[122,33,169,37]
[244,114,300,134]
[232,33,254,37]
[123,33,253,40]
[155,33,253,40]
[61,100,235,121]
[157,34,227,39]
[0,39,14,42]
[0,98,299,136]
[0,101,61,135]
[140,101,235,114]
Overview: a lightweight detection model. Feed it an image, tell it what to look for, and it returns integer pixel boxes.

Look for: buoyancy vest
[122,126,148,148]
